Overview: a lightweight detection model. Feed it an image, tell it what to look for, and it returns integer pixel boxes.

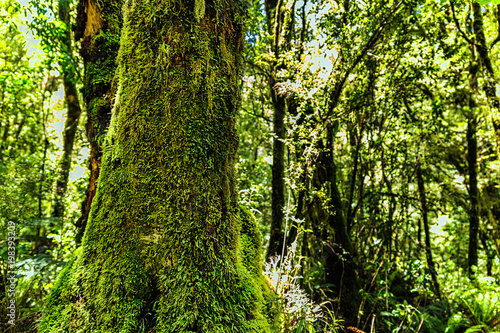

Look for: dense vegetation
[0,0,499,332]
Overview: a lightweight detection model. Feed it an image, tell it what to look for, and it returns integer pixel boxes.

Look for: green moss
[239,205,264,275]
[493,110,500,158]
[38,248,82,332]
[80,1,123,148]
[41,0,270,332]
[239,206,281,331]
[194,0,205,22]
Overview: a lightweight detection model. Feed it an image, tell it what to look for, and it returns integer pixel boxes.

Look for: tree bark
[268,83,286,257]
[265,0,296,258]
[40,1,269,331]
[467,117,480,277]
[415,158,441,299]
[472,2,500,159]
[73,0,123,242]
[305,126,360,325]
[51,0,83,218]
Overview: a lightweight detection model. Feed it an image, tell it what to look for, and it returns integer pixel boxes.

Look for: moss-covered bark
[40,1,269,332]
[467,117,480,278]
[239,206,280,331]
[306,128,360,325]
[265,0,296,259]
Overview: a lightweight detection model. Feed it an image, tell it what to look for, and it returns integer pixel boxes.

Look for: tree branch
[450,0,473,46]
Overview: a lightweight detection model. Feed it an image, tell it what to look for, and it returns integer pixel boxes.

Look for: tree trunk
[467,117,480,277]
[415,158,441,299]
[51,0,83,218]
[268,84,286,257]
[265,0,296,258]
[486,183,500,256]
[306,127,360,325]
[472,2,500,159]
[479,229,494,276]
[73,0,123,243]
[265,3,285,259]
[0,89,9,161]
[40,1,269,331]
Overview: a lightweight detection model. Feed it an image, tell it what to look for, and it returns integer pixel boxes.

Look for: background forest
[1,0,500,332]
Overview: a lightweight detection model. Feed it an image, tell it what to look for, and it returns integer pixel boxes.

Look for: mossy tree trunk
[40,0,269,332]
[485,183,500,257]
[74,0,123,242]
[471,2,500,159]
[452,0,485,280]
[51,0,83,218]
[305,126,360,325]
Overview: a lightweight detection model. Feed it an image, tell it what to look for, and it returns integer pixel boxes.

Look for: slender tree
[265,0,296,258]
[416,157,441,298]
[449,0,482,279]
[307,127,360,325]
[471,2,500,159]
[467,115,480,277]
[40,0,269,331]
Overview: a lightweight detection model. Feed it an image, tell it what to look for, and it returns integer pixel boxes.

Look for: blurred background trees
[1,0,499,332]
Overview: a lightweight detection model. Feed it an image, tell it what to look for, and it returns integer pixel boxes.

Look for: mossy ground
[40,1,272,332]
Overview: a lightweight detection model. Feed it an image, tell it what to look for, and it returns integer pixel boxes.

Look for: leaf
[296,318,305,333]
[474,0,500,4]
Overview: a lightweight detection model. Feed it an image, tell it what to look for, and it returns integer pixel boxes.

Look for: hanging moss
[40,0,270,332]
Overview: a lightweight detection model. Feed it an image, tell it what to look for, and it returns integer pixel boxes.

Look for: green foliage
[0,0,86,331]
[454,276,500,332]
[474,1,500,5]
[264,238,342,333]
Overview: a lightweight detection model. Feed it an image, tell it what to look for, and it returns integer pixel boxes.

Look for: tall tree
[265,0,296,258]
[40,0,269,331]
[416,157,442,298]
[467,115,480,277]
[471,2,500,159]
[73,0,123,242]
[51,0,83,218]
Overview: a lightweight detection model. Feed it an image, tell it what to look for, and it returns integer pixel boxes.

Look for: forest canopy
[1,0,500,332]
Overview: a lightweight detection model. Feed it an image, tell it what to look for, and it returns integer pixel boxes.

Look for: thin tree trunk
[265,0,296,258]
[38,91,49,220]
[472,2,500,159]
[51,0,83,218]
[347,128,361,231]
[467,117,480,277]
[416,158,441,299]
[479,230,494,276]
[0,89,8,161]
[268,84,286,257]
[304,125,359,325]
